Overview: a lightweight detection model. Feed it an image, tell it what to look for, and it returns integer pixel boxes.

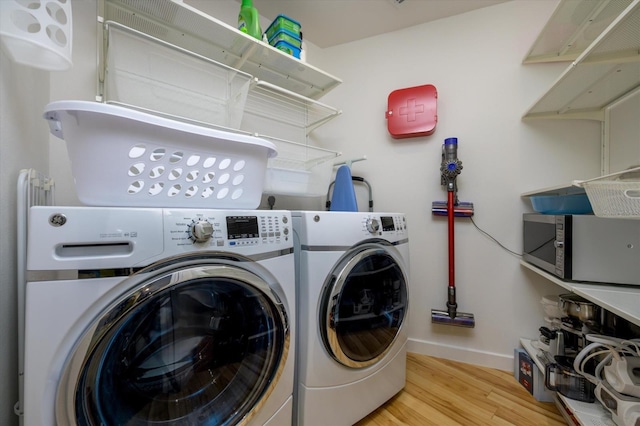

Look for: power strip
[595,381,640,426]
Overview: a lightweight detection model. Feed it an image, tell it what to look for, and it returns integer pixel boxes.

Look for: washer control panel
[166,209,291,251]
[27,207,292,271]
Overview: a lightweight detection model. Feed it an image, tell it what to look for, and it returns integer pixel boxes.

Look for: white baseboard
[407,338,513,372]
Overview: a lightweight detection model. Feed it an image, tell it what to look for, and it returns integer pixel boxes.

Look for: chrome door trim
[320,241,409,369]
[55,252,290,426]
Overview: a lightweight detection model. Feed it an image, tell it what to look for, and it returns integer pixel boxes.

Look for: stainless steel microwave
[522,213,640,286]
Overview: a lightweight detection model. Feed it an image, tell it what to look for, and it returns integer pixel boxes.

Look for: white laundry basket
[0,0,72,70]
[44,101,277,209]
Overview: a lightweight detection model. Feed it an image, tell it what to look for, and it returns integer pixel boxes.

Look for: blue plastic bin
[268,28,302,48]
[265,14,301,41]
[273,40,301,59]
[530,194,593,214]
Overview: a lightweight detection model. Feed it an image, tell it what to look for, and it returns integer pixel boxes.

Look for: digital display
[226,216,259,239]
[381,216,395,231]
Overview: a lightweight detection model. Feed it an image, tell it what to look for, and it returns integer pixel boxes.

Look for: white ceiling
[186,0,511,48]
[247,0,511,48]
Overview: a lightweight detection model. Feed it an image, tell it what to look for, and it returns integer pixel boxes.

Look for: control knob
[366,218,380,234]
[189,219,214,243]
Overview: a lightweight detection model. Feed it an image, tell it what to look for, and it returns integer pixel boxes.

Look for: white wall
[305,0,602,370]
[607,89,640,173]
[1,2,607,423]
[0,2,99,424]
[0,48,51,426]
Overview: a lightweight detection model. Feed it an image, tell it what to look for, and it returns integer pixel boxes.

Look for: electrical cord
[468,216,523,258]
[573,334,640,386]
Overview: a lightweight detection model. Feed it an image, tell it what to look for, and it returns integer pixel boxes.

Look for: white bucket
[0,0,72,70]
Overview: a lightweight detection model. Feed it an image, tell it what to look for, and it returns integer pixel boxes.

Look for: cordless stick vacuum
[431,138,476,328]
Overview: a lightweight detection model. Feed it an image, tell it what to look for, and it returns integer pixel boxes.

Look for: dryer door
[320,241,408,369]
[56,254,289,426]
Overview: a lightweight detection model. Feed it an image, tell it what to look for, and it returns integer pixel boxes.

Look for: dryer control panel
[293,211,408,247]
[363,214,407,237]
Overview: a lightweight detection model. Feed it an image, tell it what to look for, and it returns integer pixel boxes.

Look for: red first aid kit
[385,84,437,139]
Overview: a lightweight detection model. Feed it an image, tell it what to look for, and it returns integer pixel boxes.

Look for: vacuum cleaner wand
[431,138,475,328]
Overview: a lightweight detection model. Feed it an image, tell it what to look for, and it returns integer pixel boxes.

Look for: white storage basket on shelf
[573,166,640,219]
[103,22,252,130]
[44,101,277,209]
[261,137,340,196]
[240,81,342,196]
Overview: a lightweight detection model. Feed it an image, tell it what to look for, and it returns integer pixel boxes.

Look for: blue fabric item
[330,165,358,212]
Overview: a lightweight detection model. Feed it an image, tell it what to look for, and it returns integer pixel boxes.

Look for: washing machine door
[320,241,408,368]
[56,254,289,426]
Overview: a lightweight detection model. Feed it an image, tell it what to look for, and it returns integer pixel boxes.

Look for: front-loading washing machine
[22,206,295,426]
[292,211,410,426]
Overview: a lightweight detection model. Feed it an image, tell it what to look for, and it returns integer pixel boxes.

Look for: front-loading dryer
[292,211,410,426]
[22,206,295,426]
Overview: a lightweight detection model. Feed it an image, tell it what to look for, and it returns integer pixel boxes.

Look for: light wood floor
[355,352,567,426]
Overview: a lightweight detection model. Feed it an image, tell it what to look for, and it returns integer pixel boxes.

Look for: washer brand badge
[48,213,67,227]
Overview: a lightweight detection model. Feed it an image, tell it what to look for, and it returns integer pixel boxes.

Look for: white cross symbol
[399,98,424,122]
